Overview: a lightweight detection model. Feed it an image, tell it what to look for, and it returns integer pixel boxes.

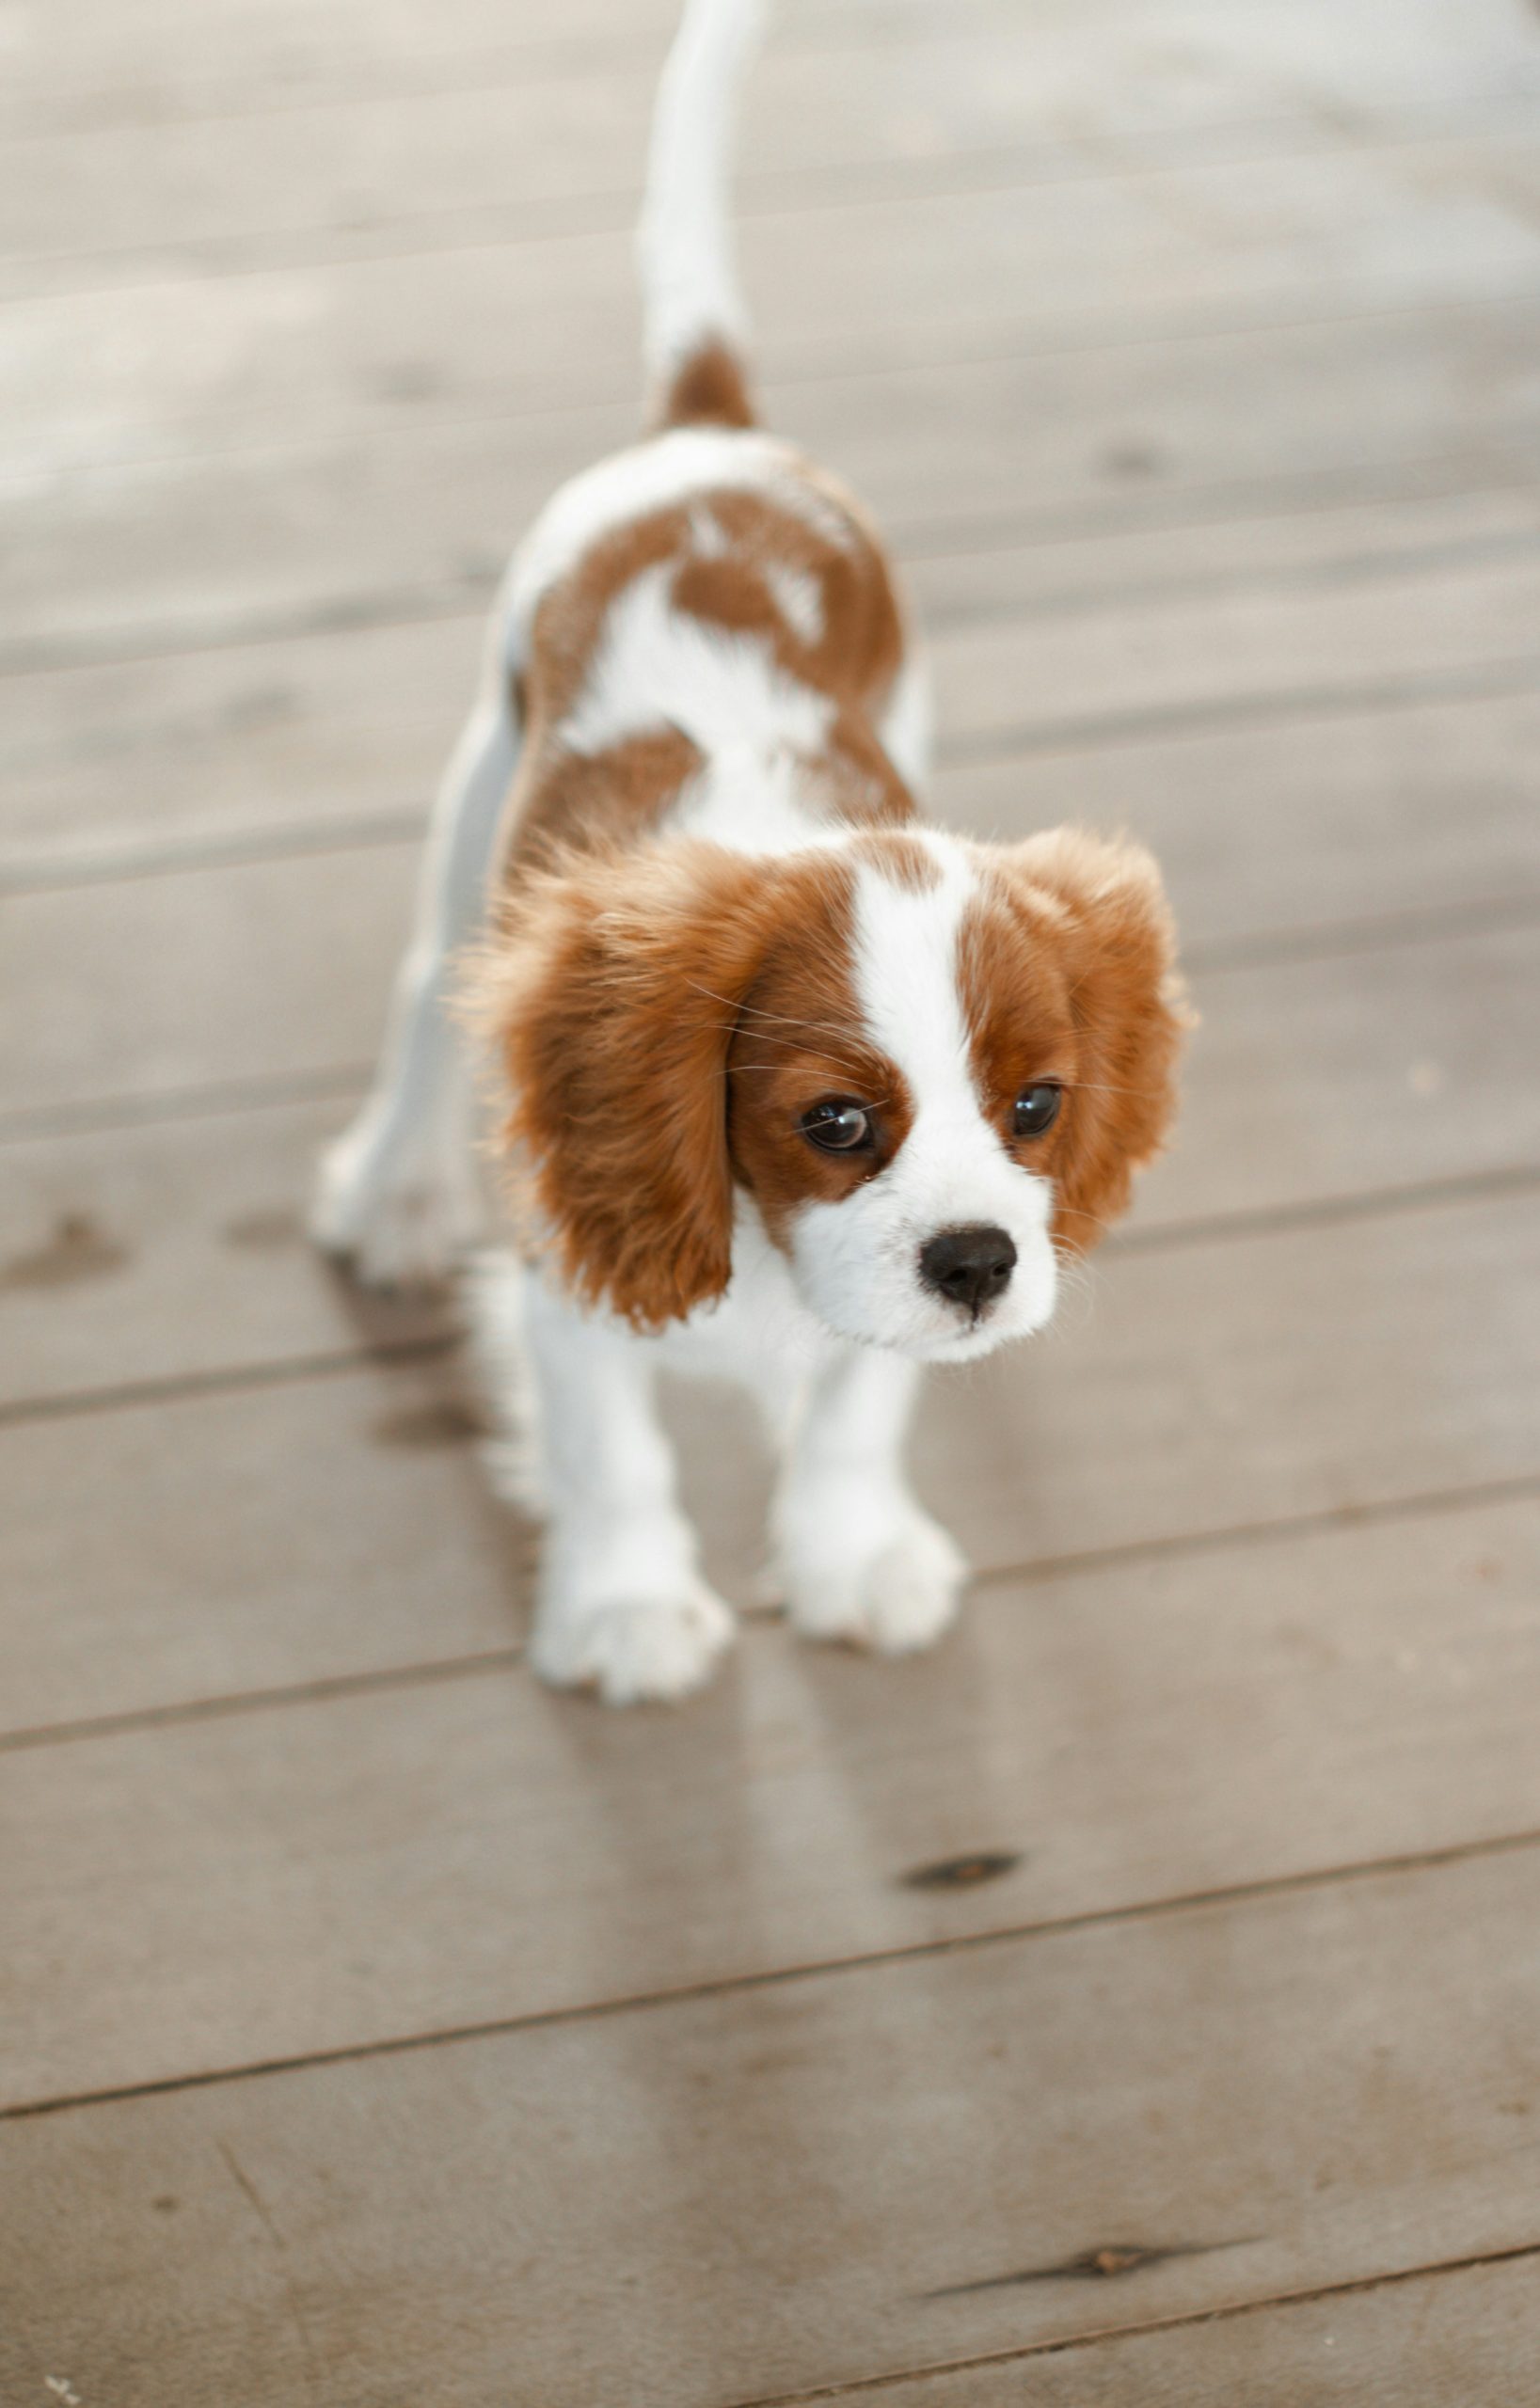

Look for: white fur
[558,560,832,760]
[761,559,825,646]
[879,653,934,794]
[516,1266,737,1704]
[670,745,830,855]
[636,0,766,381]
[471,1226,965,1698]
[787,840,1058,1362]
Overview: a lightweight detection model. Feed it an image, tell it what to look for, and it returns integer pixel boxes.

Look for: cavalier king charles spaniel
[313,0,1187,1703]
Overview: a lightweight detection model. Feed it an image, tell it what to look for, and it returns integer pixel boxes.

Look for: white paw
[310,1114,479,1290]
[783,1503,966,1656]
[530,1585,736,1705]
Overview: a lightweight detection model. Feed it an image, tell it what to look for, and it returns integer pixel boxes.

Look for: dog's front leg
[773,1348,965,1656]
[523,1273,735,1705]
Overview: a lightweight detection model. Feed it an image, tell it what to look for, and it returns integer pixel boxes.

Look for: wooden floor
[5,0,1540,2398]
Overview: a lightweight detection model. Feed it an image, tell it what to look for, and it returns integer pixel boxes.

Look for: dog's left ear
[464,842,786,1330]
[1004,828,1190,1247]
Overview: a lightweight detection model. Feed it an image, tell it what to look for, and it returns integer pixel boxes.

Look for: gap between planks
[12,101,1534,302]
[0,0,1046,139]
[9,451,1538,690]
[3,442,1536,691]
[2,1464,1537,1757]
[6,1821,1540,2125]
[724,2240,1540,2408]
[3,1161,1539,1434]
[10,279,1536,501]
[8,652,1540,901]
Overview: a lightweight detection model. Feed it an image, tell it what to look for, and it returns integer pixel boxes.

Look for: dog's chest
[648,1208,835,1414]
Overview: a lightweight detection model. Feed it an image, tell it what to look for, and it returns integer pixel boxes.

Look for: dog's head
[468,827,1185,1359]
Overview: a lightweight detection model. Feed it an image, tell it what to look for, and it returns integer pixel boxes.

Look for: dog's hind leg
[310,642,520,1289]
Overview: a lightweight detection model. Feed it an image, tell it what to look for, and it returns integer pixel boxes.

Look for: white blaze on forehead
[849,837,981,1126]
[787,832,1058,1361]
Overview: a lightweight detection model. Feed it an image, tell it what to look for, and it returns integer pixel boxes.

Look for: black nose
[918,1224,1018,1315]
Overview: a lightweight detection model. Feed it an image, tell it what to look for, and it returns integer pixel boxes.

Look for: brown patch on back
[676,484,907,735]
[499,463,918,884]
[504,726,704,875]
[960,832,1188,1250]
[657,339,756,430]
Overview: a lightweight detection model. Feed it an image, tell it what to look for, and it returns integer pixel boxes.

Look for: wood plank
[951,679,1540,955]
[2,1845,1537,2404]
[0,0,682,133]
[0,1100,442,1407]
[1138,918,1540,1228]
[930,548,1540,758]
[922,1190,1540,1577]
[7,135,1538,508]
[8,0,1529,137]
[3,1190,1536,1729]
[4,1493,1537,2106]
[0,1359,531,1734]
[8,296,1539,669]
[9,30,1536,300]
[4,917,1538,1407]
[0,847,421,1122]
[9,474,1540,870]
[837,2256,1540,2406]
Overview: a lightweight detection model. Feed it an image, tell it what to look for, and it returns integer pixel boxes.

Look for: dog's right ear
[463,843,786,1330]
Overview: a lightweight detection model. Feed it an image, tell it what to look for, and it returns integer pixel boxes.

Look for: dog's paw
[310,1114,478,1290]
[783,1502,966,1656]
[531,1585,736,1705]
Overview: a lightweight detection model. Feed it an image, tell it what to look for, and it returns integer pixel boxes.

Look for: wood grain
[3,1190,1536,1730]
[4,1495,1537,2107]
[815,2254,1540,2407]
[9,297,1538,671]
[7,0,1539,2391]
[2,1846,1537,2405]
[11,11,1537,298]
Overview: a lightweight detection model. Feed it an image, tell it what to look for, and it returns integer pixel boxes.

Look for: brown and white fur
[312,0,1186,1703]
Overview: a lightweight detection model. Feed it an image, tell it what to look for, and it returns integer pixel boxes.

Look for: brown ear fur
[1008,829,1190,1249]
[464,844,796,1330]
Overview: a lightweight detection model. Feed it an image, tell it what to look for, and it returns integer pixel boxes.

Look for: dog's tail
[638,0,767,430]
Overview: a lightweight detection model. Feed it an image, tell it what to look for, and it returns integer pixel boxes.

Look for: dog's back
[492,0,926,879]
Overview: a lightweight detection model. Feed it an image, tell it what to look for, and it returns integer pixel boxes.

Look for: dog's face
[471,827,1184,1354]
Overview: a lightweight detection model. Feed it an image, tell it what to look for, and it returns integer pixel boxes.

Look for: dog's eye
[1012,1082,1063,1138]
[800,1098,874,1153]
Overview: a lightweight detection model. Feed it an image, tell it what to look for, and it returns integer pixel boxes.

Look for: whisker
[684,979,867,1049]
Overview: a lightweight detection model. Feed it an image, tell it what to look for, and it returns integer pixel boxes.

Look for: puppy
[313,0,1186,1703]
